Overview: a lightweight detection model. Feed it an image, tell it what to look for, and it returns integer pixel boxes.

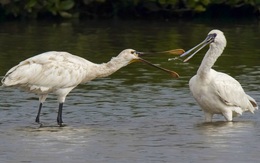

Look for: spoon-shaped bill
[155,49,185,55]
[139,49,185,55]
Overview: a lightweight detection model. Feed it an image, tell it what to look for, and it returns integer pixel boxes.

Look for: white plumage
[2,49,181,126]
[180,29,258,122]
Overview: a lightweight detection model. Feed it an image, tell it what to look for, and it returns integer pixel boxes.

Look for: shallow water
[0,20,260,163]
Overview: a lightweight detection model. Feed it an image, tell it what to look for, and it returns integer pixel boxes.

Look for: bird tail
[1,66,25,87]
[1,74,23,87]
[1,72,13,87]
[247,94,258,113]
[1,75,11,87]
[0,76,5,87]
[1,72,23,87]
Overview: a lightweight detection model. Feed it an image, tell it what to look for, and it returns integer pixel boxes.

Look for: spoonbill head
[117,49,183,78]
[180,30,226,62]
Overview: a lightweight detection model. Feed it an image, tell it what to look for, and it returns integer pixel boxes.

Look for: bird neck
[197,44,223,79]
[93,56,130,78]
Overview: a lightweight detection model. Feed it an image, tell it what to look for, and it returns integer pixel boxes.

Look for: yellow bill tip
[169,71,180,78]
[163,49,185,55]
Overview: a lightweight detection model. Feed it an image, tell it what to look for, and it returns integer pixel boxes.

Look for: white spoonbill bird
[2,49,184,126]
[179,29,258,122]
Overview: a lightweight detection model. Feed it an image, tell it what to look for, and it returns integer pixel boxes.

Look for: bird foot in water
[58,123,67,127]
[35,122,43,128]
[35,117,40,123]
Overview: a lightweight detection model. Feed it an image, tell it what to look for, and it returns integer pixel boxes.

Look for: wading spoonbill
[2,49,184,126]
[178,30,258,122]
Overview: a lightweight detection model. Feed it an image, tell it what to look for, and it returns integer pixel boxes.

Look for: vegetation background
[0,0,259,20]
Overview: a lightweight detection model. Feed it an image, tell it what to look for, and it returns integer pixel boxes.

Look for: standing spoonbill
[179,29,258,122]
[1,49,184,126]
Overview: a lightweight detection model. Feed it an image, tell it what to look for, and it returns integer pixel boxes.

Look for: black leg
[35,103,43,123]
[57,103,64,126]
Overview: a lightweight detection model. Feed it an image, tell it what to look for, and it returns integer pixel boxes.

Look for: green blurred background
[0,0,259,20]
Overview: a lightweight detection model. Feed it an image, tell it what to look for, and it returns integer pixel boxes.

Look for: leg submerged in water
[35,102,43,123]
[57,103,64,127]
[36,95,47,124]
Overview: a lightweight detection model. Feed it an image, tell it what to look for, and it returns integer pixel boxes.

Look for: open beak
[135,51,179,78]
[179,34,216,62]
